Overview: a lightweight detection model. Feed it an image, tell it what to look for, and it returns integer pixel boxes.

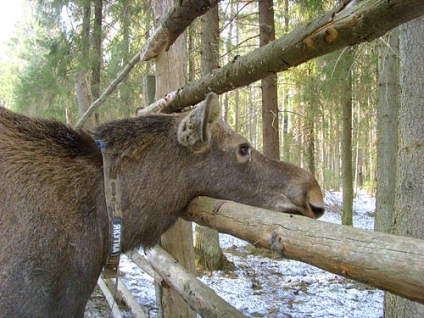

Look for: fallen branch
[104,276,147,318]
[97,276,123,318]
[75,0,220,129]
[184,196,424,304]
[124,250,163,284]
[146,245,247,318]
[138,0,424,114]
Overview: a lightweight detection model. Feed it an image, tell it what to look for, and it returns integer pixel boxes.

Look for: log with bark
[139,0,424,115]
[97,276,123,318]
[184,196,424,304]
[103,276,147,318]
[145,245,247,318]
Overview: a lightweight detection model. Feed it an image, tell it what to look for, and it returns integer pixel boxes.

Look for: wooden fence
[98,196,424,317]
[85,0,424,316]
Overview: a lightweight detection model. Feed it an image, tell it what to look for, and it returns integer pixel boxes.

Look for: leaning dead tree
[184,197,424,305]
[74,0,220,129]
[139,0,424,115]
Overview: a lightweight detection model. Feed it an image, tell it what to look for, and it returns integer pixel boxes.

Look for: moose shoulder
[0,93,324,317]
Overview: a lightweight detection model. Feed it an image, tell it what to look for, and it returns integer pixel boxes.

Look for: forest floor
[85,190,384,318]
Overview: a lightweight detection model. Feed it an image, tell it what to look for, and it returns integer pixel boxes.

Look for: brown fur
[0,94,323,317]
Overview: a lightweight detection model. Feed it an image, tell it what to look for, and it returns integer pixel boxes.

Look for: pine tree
[375,29,399,233]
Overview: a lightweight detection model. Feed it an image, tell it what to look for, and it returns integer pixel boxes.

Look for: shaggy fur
[0,94,323,317]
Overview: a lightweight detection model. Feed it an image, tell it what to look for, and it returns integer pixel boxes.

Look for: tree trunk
[200,6,219,76]
[341,47,354,226]
[194,226,229,270]
[281,75,290,162]
[354,101,361,194]
[194,4,229,271]
[306,119,315,176]
[259,0,280,160]
[188,24,195,83]
[143,75,156,108]
[118,0,132,117]
[90,0,102,125]
[81,0,90,67]
[375,29,399,233]
[384,16,424,317]
[74,0,93,128]
[281,0,290,162]
[74,71,96,129]
[306,74,318,176]
[153,1,196,317]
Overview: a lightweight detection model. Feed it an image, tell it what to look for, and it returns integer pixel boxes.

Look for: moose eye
[239,144,251,157]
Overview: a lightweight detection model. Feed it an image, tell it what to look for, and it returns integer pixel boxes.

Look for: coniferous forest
[0,1,423,317]
[0,0,388,194]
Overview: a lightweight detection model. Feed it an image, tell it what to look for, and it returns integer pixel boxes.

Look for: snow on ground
[115,191,384,317]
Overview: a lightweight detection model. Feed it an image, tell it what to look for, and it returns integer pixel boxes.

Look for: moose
[0,93,324,317]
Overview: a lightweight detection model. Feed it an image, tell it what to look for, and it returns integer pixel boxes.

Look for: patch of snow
[118,191,384,317]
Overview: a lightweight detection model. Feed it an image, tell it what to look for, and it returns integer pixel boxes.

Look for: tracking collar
[98,139,124,279]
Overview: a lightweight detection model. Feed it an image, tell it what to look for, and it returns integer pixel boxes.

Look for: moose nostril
[309,202,325,219]
[307,181,325,218]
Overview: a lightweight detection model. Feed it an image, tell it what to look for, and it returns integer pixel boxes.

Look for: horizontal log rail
[184,196,424,304]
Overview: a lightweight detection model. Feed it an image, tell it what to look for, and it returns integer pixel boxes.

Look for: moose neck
[93,114,193,251]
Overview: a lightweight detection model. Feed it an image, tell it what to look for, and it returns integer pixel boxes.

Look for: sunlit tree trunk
[74,0,95,128]
[187,23,195,83]
[153,1,196,317]
[232,1,240,134]
[74,72,96,129]
[281,0,291,162]
[118,0,132,116]
[384,16,424,317]
[194,5,230,271]
[341,47,354,226]
[375,29,399,233]
[306,70,318,176]
[333,112,342,190]
[259,0,279,160]
[81,0,91,68]
[90,0,102,125]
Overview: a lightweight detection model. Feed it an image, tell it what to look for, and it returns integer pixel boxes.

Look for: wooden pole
[146,246,247,318]
[184,196,424,304]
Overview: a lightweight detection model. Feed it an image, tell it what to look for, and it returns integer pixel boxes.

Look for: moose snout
[304,182,325,219]
[307,201,325,219]
[273,181,325,219]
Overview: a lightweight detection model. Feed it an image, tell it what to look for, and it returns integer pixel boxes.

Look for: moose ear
[177,92,221,148]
